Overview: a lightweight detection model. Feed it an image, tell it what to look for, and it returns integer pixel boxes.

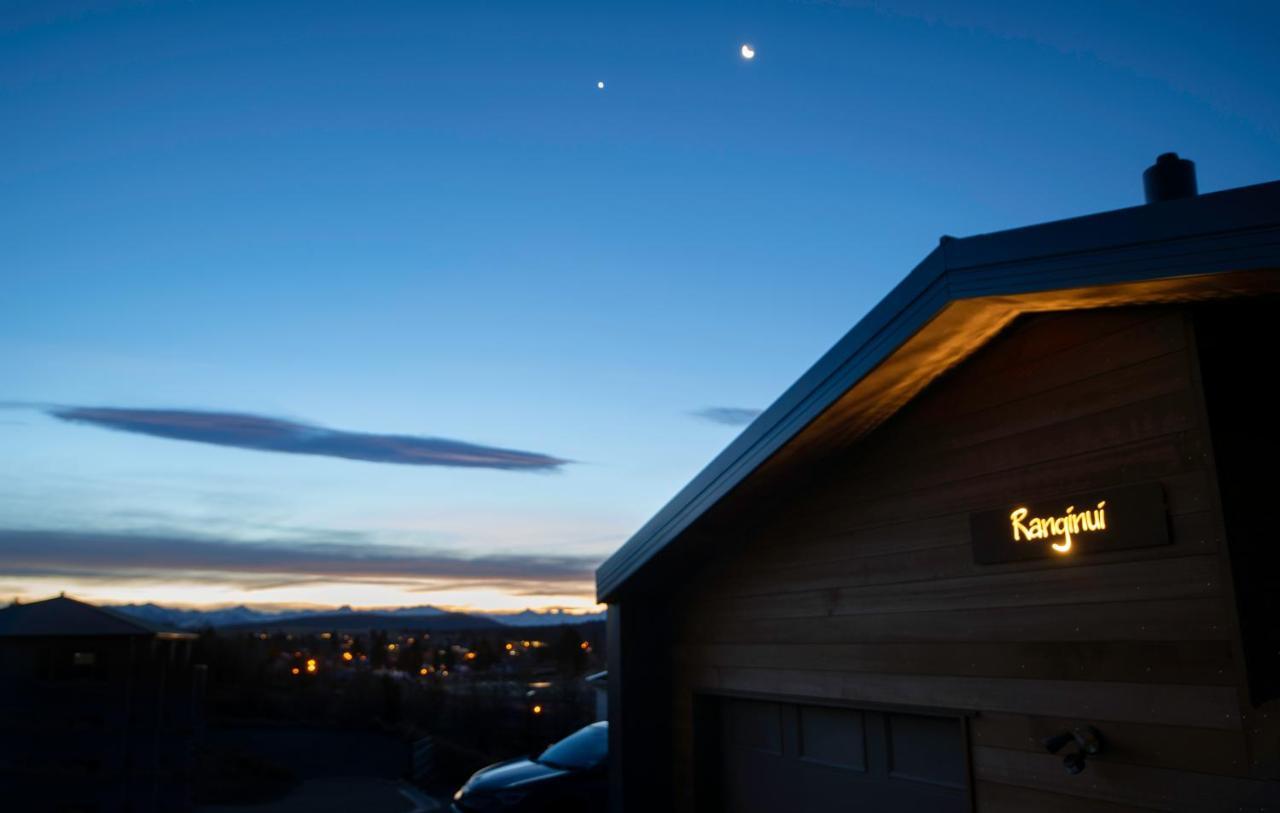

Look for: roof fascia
[596,181,1280,602]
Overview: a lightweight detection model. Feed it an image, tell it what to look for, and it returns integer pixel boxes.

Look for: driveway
[196,726,444,812]
[198,776,441,812]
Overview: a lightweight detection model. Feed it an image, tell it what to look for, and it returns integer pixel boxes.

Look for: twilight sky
[3,0,1278,611]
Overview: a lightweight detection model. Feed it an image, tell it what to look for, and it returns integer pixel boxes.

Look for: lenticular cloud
[50,406,569,471]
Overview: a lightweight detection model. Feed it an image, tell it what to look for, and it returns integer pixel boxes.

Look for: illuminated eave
[596,179,1280,602]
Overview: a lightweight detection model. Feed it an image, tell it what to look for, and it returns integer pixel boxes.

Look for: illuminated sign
[1009,501,1107,554]
[970,483,1168,564]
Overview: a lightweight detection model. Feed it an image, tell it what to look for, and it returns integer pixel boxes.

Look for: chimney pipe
[1143,152,1197,203]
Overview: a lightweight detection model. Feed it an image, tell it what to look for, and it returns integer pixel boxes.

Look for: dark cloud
[691,407,763,427]
[0,529,599,592]
[48,406,568,471]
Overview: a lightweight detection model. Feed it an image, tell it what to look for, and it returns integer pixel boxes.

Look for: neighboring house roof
[597,177,1280,602]
[0,595,195,639]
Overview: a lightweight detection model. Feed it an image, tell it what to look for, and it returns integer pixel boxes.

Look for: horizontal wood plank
[920,308,1160,387]
[827,390,1200,511]
[716,515,1221,601]
[677,640,1238,687]
[687,598,1234,645]
[905,310,1188,424]
[761,441,1212,546]
[686,667,1241,729]
[972,746,1278,812]
[867,348,1194,465]
[745,491,1218,572]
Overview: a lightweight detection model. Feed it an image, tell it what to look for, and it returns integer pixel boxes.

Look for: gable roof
[597,178,1280,602]
[0,595,194,638]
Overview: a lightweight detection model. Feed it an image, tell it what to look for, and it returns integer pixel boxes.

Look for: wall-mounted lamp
[1043,725,1104,775]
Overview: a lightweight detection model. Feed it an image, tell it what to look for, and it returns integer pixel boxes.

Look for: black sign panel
[970,483,1169,564]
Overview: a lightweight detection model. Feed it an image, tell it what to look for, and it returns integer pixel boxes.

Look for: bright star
[597,81,605,90]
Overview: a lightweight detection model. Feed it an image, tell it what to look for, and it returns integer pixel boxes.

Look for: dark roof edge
[0,595,196,638]
[596,180,1280,601]
[595,245,949,598]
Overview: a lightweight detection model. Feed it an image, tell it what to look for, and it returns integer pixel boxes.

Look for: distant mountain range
[108,602,605,631]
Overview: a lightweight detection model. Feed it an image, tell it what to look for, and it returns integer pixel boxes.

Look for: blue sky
[3,0,1278,610]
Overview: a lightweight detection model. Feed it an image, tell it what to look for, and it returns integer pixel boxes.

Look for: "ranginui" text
[1009,501,1107,554]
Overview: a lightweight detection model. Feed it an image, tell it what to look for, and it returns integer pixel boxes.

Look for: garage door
[712,697,968,812]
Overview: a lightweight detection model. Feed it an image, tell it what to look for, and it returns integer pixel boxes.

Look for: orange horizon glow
[4,576,604,615]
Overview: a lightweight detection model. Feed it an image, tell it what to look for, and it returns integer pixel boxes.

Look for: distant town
[1,594,605,810]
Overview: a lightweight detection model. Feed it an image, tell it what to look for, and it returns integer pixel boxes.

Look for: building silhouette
[0,595,205,813]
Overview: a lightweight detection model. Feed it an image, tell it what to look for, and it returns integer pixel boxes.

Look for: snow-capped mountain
[108,602,603,630]
[493,608,606,627]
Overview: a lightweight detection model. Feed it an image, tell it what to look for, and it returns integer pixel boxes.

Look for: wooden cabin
[596,156,1280,812]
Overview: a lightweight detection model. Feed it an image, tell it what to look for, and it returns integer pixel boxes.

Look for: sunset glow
[3,1,1274,617]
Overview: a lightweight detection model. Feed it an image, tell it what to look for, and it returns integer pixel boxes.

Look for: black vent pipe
[1143,152,1198,203]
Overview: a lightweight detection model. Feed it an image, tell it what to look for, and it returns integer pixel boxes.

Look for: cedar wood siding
[663,304,1279,812]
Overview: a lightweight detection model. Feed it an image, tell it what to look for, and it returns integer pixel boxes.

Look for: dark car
[451,721,607,812]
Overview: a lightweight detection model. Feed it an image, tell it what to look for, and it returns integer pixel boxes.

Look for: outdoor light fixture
[1043,725,1104,774]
